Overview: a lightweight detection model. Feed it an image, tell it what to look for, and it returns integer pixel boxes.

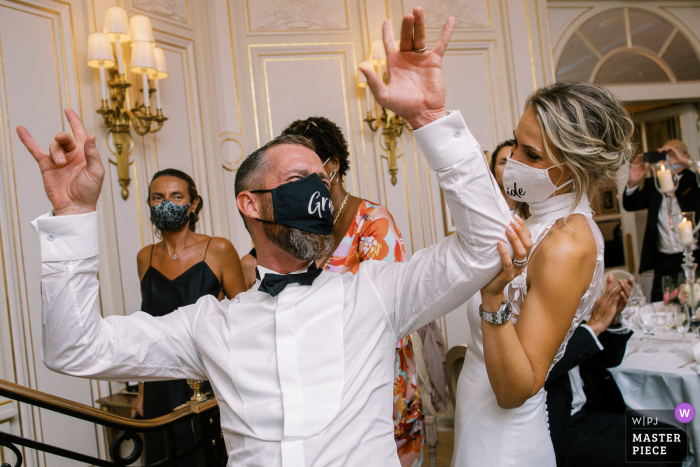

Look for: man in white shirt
[17,8,522,467]
[623,140,700,301]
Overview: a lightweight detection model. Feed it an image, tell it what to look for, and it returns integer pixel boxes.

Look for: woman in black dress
[131,168,246,464]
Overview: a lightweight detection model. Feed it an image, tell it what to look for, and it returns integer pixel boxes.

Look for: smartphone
[643,150,667,163]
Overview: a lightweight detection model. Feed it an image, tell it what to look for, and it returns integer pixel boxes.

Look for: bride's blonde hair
[526,82,635,210]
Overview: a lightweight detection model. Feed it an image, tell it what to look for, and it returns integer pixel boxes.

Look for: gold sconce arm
[364,107,408,185]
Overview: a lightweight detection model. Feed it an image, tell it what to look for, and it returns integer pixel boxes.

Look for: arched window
[556,8,700,84]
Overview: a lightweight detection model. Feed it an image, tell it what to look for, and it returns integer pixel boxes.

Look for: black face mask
[250,174,334,235]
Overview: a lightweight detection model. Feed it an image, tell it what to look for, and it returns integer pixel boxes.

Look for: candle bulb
[657,165,675,193]
[115,37,124,75]
[98,64,108,102]
[154,78,161,110]
[679,217,694,245]
[142,72,150,110]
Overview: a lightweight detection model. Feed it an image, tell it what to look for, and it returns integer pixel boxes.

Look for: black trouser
[556,410,686,467]
[651,250,700,302]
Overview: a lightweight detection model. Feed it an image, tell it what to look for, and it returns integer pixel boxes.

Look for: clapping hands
[587,275,633,336]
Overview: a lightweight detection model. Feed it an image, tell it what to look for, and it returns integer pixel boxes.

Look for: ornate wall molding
[402,0,491,29]
[246,0,350,33]
[131,0,189,26]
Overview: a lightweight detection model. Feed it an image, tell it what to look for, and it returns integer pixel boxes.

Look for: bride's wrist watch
[479,301,512,325]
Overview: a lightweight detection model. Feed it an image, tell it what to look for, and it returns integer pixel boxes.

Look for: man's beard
[260,202,335,262]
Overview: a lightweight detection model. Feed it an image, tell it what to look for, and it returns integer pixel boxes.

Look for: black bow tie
[257,262,323,297]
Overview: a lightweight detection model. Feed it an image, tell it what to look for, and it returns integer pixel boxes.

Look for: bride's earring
[330,171,337,184]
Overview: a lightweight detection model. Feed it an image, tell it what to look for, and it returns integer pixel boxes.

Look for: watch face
[502,302,512,321]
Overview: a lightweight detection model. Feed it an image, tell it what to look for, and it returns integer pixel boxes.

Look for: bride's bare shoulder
[529,214,597,286]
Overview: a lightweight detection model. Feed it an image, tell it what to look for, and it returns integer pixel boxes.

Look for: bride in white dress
[451,82,635,467]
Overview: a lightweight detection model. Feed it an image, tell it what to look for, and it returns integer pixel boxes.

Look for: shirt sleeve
[604,324,633,335]
[359,111,513,340]
[579,324,604,350]
[358,205,406,263]
[31,211,208,381]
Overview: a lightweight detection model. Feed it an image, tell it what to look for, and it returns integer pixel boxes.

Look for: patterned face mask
[150,199,191,231]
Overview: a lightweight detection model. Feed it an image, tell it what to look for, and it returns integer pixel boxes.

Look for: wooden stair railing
[0,378,226,467]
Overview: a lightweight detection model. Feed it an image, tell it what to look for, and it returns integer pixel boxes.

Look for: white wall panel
[248,43,368,203]
[0,1,99,465]
[443,43,505,152]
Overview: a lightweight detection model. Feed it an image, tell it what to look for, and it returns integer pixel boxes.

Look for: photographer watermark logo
[675,403,694,424]
[626,410,688,463]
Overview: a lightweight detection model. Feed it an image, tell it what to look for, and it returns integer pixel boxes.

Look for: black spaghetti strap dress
[140,239,219,464]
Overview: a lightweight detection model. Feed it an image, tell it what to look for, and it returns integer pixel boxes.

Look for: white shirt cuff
[31,211,99,262]
[605,324,632,335]
[413,111,483,171]
[580,324,604,351]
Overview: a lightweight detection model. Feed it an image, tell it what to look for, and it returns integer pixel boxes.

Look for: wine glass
[690,315,700,339]
[624,283,645,326]
[638,305,659,353]
[665,305,680,352]
[676,305,691,351]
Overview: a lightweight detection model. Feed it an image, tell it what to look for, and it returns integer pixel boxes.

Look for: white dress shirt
[32,111,512,467]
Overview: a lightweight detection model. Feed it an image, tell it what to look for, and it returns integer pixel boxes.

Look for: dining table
[609,302,700,466]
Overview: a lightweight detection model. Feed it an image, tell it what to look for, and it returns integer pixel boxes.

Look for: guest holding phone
[623,140,700,301]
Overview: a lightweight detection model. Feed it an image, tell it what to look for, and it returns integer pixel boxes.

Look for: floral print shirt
[324,200,423,467]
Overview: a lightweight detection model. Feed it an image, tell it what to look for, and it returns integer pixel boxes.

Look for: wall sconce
[86,7,168,200]
[360,40,409,186]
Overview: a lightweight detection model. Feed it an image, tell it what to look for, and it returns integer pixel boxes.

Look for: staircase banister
[0,378,217,432]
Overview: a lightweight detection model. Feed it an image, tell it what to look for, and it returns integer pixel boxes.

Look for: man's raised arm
[18,109,206,381]
[359,8,514,338]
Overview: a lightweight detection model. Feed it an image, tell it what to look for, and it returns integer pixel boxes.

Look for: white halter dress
[451,193,605,467]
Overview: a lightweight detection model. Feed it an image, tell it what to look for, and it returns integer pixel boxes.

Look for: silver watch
[479,301,512,325]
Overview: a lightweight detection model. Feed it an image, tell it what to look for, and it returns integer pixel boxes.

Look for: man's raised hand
[16,108,104,216]
[359,7,455,130]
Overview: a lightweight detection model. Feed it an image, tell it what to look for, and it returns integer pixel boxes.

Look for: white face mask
[502,157,573,204]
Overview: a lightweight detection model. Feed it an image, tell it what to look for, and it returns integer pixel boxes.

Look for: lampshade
[103,7,130,43]
[148,47,169,79]
[129,15,155,43]
[130,41,157,74]
[357,61,372,87]
[86,32,115,68]
[369,39,386,65]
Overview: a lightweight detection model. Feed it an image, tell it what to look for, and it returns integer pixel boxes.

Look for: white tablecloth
[609,323,700,466]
